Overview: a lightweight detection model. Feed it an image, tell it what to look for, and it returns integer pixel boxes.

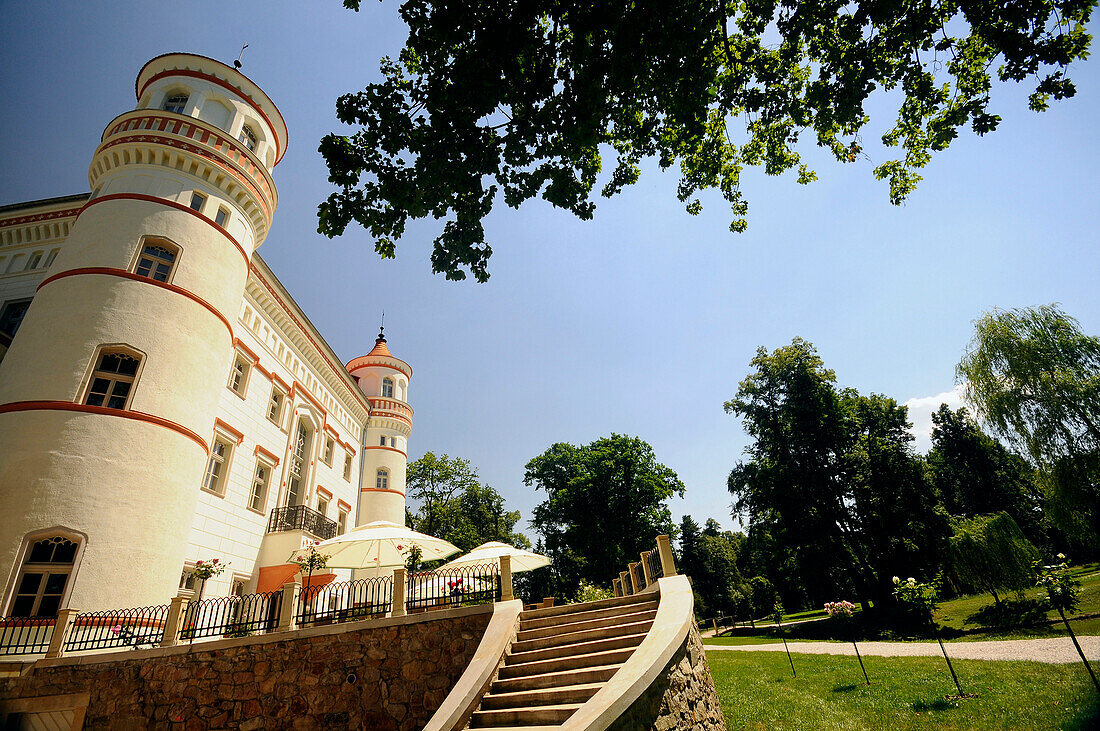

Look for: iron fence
[296,575,393,627]
[645,548,663,582]
[406,563,501,612]
[182,590,282,642]
[0,616,54,656]
[266,504,338,540]
[623,570,635,595]
[64,605,169,652]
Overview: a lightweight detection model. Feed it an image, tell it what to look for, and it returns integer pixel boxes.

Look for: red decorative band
[359,488,406,497]
[137,68,285,164]
[0,206,83,229]
[78,193,249,265]
[214,418,245,445]
[0,401,208,453]
[345,356,412,380]
[37,267,234,342]
[364,445,408,458]
[255,445,281,465]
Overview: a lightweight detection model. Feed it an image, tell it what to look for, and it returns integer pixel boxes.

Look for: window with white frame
[179,565,198,597]
[238,124,258,152]
[338,509,348,534]
[163,93,189,114]
[215,207,230,228]
[344,452,353,481]
[8,535,80,617]
[390,437,396,448]
[323,437,335,466]
[189,191,207,212]
[228,353,251,396]
[285,420,312,506]
[25,252,42,270]
[83,348,141,410]
[133,238,179,283]
[202,435,234,496]
[316,495,329,517]
[376,468,388,491]
[381,377,394,398]
[268,387,286,426]
[249,460,272,512]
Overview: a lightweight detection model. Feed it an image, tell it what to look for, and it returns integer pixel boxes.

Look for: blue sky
[2,2,1097,534]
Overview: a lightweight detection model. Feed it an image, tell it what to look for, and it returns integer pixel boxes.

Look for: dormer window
[163,93,189,114]
[239,124,258,152]
[381,377,394,398]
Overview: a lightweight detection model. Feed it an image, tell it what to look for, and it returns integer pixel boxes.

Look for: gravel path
[705,636,1100,664]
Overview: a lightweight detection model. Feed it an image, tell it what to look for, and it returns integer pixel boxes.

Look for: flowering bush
[110,622,149,649]
[824,600,856,618]
[1035,554,1081,614]
[190,558,227,581]
[447,577,465,595]
[892,576,939,625]
[293,542,331,575]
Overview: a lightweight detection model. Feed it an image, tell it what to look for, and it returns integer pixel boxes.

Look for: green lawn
[708,648,1100,730]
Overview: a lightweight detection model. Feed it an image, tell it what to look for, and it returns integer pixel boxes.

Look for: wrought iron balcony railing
[267,504,338,540]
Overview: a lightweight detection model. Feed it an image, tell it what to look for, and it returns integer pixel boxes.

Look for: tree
[947,512,1040,605]
[525,434,684,598]
[679,515,745,618]
[322,0,1094,281]
[406,452,529,552]
[926,404,1042,540]
[957,305,1100,548]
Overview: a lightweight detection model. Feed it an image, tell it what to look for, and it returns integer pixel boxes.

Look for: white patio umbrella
[437,541,551,573]
[308,521,461,569]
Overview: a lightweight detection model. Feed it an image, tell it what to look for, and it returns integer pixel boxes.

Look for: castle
[0,53,412,615]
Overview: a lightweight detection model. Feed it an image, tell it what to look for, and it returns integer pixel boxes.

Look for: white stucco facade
[0,53,412,615]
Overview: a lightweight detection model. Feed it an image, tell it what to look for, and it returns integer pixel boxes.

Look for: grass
[708,647,1100,730]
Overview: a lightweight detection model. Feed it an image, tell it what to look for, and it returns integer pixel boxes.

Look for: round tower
[0,54,286,611]
[346,328,413,527]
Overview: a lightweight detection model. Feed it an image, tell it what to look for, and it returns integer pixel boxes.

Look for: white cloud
[903,385,967,454]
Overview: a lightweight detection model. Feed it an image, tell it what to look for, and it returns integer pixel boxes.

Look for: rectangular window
[268,387,285,426]
[10,536,78,618]
[323,437,335,467]
[0,299,33,339]
[133,239,179,283]
[249,461,272,512]
[343,453,353,481]
[164,94,189,114]
[215,207,230,227]
[202,436,233,496]
[228,354,250,396]
[83,349,141,410]
[179,566,197,597]
[379,436,387,447]
[338,509,348,535]
[26,253,42,270]
[316,496,329,517]
[189,191,207,212]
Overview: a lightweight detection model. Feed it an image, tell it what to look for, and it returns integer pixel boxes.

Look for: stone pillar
[500,555,514,602]
[656,534,677,576]
[278,581,300,632]
[44,608,80,659]
[391,568,407,617]
[160,596,189,647]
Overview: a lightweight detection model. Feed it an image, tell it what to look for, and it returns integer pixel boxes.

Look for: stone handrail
[561,574,694,730]
[422,599,523,731]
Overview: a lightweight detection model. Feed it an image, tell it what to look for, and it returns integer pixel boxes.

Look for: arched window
[381,377,394,398]
[83,347,142,410]
[163,93,189,114]
[9,535,80,617]
[238,124,258,152]
[376,469,389,491]
[133,238,179,283]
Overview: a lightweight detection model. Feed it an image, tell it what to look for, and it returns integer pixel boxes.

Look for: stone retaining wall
[0,607,491,730]
[607,624,725,731]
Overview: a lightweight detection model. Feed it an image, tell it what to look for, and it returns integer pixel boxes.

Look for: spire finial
[233,43,249,70]
[377,312,386,343]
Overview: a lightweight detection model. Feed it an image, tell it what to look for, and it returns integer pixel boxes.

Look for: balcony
[267,505,337,541]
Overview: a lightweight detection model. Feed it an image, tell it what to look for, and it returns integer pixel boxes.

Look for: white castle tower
[347,327,412,526]
[0,53,287,610]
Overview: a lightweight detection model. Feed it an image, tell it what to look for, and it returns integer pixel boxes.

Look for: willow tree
[947,512,1040,605]
[321,0,1094,281]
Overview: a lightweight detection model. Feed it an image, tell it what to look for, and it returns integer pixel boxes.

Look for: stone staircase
[466,591,659,729]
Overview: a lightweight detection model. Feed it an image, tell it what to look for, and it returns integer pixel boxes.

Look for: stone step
[469,702,581,728]
[519,591,656,621]
[519,596,658,631]
[498,647,636,680]
[512,619,653,654]
[490,663,622,694]
[480,682,604,710]
[508,631,648,665]
[515,609,657,643]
